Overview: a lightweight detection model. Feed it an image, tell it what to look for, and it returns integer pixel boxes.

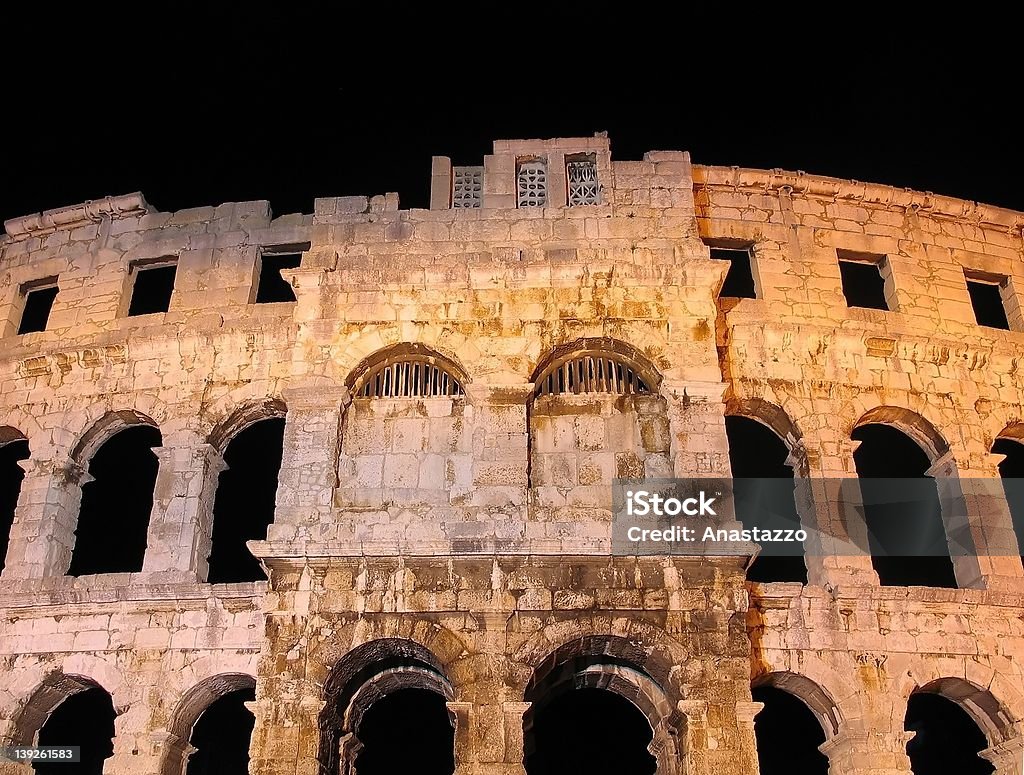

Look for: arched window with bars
[356,356,464,399]
[529,341,668,511]
[340,345,472,511]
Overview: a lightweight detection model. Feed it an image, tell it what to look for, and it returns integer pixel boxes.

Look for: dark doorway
[207,418,285,582]
[905,693,994,774]
[525,688,656,775]
[34,687,116,775]
[0,438,30,572]
[725,416,807,583]
[353,688,455,775]
[852,423,955,587]
[992,437,1024,561]
[752,685,828,774]
[185,688,255,775]
[69,425,162,576]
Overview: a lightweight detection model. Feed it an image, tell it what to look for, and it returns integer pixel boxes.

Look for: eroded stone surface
[0,136,1021,773]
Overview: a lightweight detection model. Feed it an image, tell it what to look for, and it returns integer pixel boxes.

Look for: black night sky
[1,9,1020,228]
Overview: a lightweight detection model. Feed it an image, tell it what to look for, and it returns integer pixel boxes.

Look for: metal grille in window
[535,355,651,397]
[567,160,600,206]
[517,160,547,208]
[452,166,483,208]
[357,358,464,398]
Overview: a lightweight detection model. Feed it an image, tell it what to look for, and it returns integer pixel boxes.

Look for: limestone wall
[0,137,1020,773]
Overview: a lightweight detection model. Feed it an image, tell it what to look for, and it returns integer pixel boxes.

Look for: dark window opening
[35,687,116,775]
[725,416,807,583]
[965,274,1010,329]
[839,255,889,310]
[69,425,162,576]
[709,246,757,298]
[207,418,285,583]
[852,424,956,588]
[992,438,1024,561]
[185,688,256,775]
[752,686,828,775]
[18,281,58,334]
[0,439,30,573]
[525,688,656,775]
[905,693,994,775]
[255,247,306,304]
[127,262,177,316]
[353,688,454,775]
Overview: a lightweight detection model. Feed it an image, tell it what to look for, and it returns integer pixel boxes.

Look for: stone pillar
[268,382,350,539]
[679,698,763,775]
[818,728,914,775]
[1,452,84,579]
[142,432,225,580]
[927,450,1024,591]
[430,156,453,210]
[663,380,732,479]
[798,435,879,589]
[248,677,323,775]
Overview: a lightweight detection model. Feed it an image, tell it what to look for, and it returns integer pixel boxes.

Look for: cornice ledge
[4,192,150,239]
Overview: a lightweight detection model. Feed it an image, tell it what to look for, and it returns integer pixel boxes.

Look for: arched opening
[0,432,30,573]
[69,424,162,576]
[207,417,285,583]
[529,339,668,512]
[852,422,956,587]
[992,434,1024,561]
[523,636,679,775]
[352,688,454,775]
[752,685,828,774]
[905,692,994,774]
[184,687,255,775]
[319,639,456,775]
[526,688,656,775]
[725,415,806,583]
[34,686,117,774]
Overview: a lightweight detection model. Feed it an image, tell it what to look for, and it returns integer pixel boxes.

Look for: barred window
[517,159,547,208]
[566,155,600,206]
[452,166,483,208]
[356,356,464,398]
[535,354,651,397]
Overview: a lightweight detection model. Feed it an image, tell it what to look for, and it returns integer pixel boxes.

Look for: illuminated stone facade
[0,135,1023,773]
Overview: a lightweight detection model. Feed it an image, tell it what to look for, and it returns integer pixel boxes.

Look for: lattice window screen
[535,355,651,397]
[517,160,547,207]
[452,166,483,208]
[357,358,464,398]
[567,159,600,206]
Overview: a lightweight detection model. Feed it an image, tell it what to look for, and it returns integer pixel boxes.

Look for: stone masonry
[0,134,1022,773]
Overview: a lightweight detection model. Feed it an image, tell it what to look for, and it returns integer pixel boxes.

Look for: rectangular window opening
[706,243,757,299]
[965,271,1011,330]
[838,251,890,310]
[516,157,547,208]
[17,278,59,334]
[127,259,177,316]
[566,153,600,206]
[255,244,308,304]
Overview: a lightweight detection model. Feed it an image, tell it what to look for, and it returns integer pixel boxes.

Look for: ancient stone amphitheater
[0,135,1022,775]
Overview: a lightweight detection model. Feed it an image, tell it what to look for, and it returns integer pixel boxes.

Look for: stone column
[927,450,1023,591]
[268,382,350,540]
[142,432,225,580]
[818,728,914,775]
[663,380,732,479]
[797,435,879,589]
[1,452,85,579]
